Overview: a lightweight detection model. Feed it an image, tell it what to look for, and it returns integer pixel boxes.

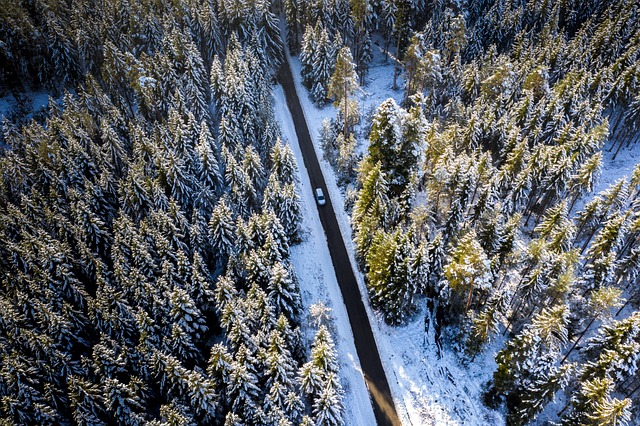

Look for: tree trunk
[580,229,596,254]
[624,380,640,399]
[560,316,597,364]
[534,192,555,228]
[609,108,625,141]
[465,285,475,312]
[568,192,580,215]
[393,33,402,90]
[612,132,628,160]
[626,129,640,148]
[616,289,637,316]
[343,79,348,137]
[557,400,571,417]
[384,33,390,62]
[504,296,526,336]
[617,232,638,261]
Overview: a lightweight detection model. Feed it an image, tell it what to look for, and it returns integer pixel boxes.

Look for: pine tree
[207,343,232,398]
[284,0,300,53]
[365,229,417,324]
[512,360,574,426]
[312,384,344,426]
[403,35,442,102]
[562,377,632,426]
[153,402,195,426]
[263,173,302,243]
[210,199,236,264]
[335,132,358,181]
[300,22,338,104]
[581,312,640,384]
[349,0,372,83]
[299,326,344,424]
[104,377,144,425]
[353,161,389,259]
[312,25,338,104]
[228,359,262,423]
[67,375,108,426]
[300,24,318,88]
[441,231,492,315]
[426,233,445,291]
[196,121,221,194]
[169,288,208,341]
[466,294,505,358]
[493,305,571,415]
[268,262,302,321]
[328,46,360,136]
[567,152,602,213]
[580,212,628,294]
[367,99,404,178]
[152,350,218,421]
[270,139,298,186]
[263,328,301,423]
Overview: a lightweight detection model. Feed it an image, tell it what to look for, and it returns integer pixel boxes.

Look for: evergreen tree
[353,161,389,259]
[300,22,338,104]
[210,199,236,265]
[328,46,360,136]
[67,375,108,426]
[270,139,298,186]
[299,326,344,424]
[335,132,358,182]
[562,377,632,426]
[581,313,640,384]
[268,262,302,322]
[196,121,221,194]
[366,229,417,324]
[440,231,492,315]
[493,305,571,420]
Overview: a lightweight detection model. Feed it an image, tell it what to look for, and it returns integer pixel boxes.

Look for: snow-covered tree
[329,46,360,136]
[366,229,417,324]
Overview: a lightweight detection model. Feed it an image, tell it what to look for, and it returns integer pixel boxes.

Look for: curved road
[277,62,401,426]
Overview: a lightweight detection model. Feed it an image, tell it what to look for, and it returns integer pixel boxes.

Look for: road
[277,61,402,426]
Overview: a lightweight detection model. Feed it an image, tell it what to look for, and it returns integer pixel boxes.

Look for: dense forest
[0,0,346,425]
[3,0,640,425]
[293,0,640,424]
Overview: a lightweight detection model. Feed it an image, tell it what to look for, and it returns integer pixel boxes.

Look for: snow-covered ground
[273,84,377,426]
[277,42,505,425]
[572,137,640,214]
[275,24,640,423]
[0,91,50,121]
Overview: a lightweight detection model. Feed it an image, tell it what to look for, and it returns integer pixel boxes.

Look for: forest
[0,0,346,425]
[292,0,640,424]
[1,0,640,425]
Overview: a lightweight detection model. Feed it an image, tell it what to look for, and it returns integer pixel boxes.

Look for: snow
[138,76,157,88]
[572,137,640,214]
[277,41,505,425]
[272,84,377,426]
[0,91,51,150]
[0,91,50,121]
[277,27,640,425]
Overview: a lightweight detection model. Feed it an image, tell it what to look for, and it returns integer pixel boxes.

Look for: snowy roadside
[272,84,377,426]
[283,47,504,425]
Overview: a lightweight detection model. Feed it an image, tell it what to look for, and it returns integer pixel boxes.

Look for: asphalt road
[277,61,402,426]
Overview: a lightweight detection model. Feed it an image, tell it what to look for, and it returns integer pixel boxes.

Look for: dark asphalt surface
[277,62,402,426]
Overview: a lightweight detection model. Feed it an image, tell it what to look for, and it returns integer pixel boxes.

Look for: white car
[315,188,326,205]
